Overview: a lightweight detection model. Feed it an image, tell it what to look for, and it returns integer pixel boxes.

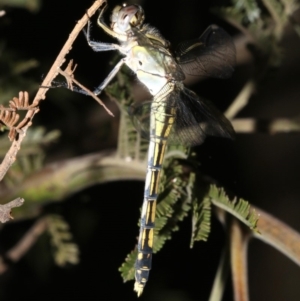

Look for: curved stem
[230,219,250,301]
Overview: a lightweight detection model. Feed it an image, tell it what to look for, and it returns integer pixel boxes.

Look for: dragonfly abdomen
[134,142,164,296]
[134,84,177,296]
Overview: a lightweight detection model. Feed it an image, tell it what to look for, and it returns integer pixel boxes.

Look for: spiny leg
[96,3,128,41]
[92,58,125,95]
[74,10,125,95]
[83,17,120,52]
[58,58,125,96]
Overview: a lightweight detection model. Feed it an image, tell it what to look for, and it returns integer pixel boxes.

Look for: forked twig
[0,197,24,223]
[32,0,105,106]
[58,60,114,116]
[0,0,105,183]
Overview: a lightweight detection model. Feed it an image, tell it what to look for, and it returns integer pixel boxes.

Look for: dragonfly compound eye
[129,5,145,28]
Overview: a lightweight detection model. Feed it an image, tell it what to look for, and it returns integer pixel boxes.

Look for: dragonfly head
[111,4,145,33]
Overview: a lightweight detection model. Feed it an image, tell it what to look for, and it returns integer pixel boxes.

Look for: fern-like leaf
[153,156,191,253]
[46,214,80,266]
[190,194,212,247]
[209,185,259,232]
[119,249,137,282]
[213,0,300,71]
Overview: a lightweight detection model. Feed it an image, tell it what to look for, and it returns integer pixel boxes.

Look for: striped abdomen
[134,83,176,296]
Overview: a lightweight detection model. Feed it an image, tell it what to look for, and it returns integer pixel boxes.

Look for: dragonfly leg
[96,3,128,41]
[84,19,120,52]
[61,58,125,97]
[92,58,125,95]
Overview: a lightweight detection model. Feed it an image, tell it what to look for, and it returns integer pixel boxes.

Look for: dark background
[0,0,300,300]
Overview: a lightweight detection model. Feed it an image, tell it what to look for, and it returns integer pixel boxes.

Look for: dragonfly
[81,1,235,296]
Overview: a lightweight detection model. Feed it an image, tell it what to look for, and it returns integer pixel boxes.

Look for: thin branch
[0,151,146,209]
[225,81,255,120]
[208,244,230,301]
[0,127,29,181]
[253,206,300,266]
[0,0,105,182]
[32,0,105,106]
[230,219,250,301]
[231,117,300,133]
[0,216,47,274]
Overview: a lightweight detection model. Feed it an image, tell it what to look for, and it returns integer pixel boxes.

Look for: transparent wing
[128,87,234,146]
[175,25,236,79]
[172,87,234,145]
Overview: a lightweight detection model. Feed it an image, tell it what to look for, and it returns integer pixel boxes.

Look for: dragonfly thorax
[125,45,180,95]
[108,4,185,96]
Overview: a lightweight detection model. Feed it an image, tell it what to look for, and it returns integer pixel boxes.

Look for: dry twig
[0,0,105,182]
[0,197,24,223]
[59,60,114,116]
[0,216,47,274]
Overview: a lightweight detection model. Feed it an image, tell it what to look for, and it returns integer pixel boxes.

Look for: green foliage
[190,190,212,247]
[0,44,39,101]
[212,0,300,71]
[46,214,79,266]
[232,0,261,22]
[119,167,259,283]
[119,148,193,282]
[119,249,137,282]
[209,185,259,231]
[153,148,192,253]
[105,70,148,162]
[1,127,60,188]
